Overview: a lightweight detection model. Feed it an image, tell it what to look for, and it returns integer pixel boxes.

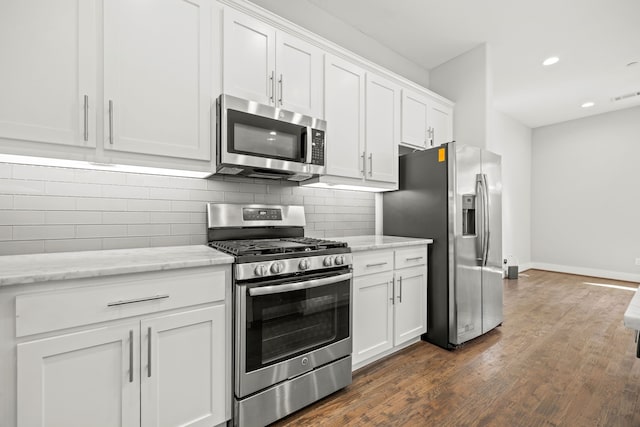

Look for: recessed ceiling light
[581,102,595,108]
[542,56,560,66]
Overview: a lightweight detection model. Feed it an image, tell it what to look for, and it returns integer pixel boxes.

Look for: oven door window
[244,273,350,373]
[227,109,306,162]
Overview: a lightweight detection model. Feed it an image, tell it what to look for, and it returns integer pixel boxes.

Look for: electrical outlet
[636,258,640,266]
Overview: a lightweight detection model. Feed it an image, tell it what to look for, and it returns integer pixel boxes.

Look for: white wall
[246,0,429,87]
[531,106,640,282]
[429,44,491,149]
[490,110,532,271]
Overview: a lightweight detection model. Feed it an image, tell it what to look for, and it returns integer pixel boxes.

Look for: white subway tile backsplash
[1,178,46,195]
[77,225,128,238]
[0,163,11,179]
[13,164,76,182]
[103,212,150,224]
[0,240,44,255]
[127,199,172,212]
[0,210,45,225]
[149,212,191,224]
[102,237,151,250]
[127,224,171,237]
[46,181,99,197]
[0,163,375,255]
[14,195,77,210]
[45,238,103,253]
[0,225,12,240]
[45,211,101,225]
[77,197,127,211]
[171,223,204,236]
[13,225,75,240]
[102,184,149,199]
[0,194,12,209]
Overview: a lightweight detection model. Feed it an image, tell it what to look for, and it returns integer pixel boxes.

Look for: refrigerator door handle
[475,175,484,263]
[481,173,490,266]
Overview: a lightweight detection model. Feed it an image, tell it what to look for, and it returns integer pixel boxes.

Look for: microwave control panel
[310,129,325,166]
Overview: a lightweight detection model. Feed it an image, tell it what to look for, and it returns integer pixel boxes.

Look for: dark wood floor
[272,269,640,426]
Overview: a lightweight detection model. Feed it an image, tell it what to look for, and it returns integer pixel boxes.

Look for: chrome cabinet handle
[431,127,435,145]
[366,262,387,268]
[406,256,424,261]
[147,327,152,378]
[361,152,366,176]
[108,100,114,145]
[83,95,89,142]
[278,74,283,105]
[368,153,373,176]
[107,294,169,307]
[390,279,395,304]
[269,71,275,103]
[398,276,403,302]
[249,273,352,296]
[129,329,134,383]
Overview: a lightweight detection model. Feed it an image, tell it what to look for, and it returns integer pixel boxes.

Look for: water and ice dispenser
[462,194,476,236]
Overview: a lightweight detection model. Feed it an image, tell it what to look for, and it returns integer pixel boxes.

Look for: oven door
[235,269,352,398]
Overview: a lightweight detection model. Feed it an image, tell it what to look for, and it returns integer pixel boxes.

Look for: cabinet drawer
[353,250,394,277]
[394,246,427,270]
[16,266,228,338]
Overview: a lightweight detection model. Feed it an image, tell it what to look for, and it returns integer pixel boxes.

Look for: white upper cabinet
[401,88,453,149]
[0,0,97,148]
[222,8,323,118]
[324,54,366,180]
[104,0,212,161]
[321,54,398,189]
[365,73,399,184]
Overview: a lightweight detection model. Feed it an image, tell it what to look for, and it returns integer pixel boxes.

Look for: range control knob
[335,255,345,265]
[254,264,268,277]
[323,256,334,267]
[299,258,311,270]
[270,261,285,274]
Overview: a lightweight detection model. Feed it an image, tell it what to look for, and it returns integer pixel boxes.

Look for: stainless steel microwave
[215,94,327,181]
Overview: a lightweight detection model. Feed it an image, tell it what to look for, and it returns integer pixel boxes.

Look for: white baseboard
[530,262,640,283]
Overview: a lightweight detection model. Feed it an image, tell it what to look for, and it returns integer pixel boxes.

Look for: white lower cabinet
[352,246,428,370]
[14,266,230,427]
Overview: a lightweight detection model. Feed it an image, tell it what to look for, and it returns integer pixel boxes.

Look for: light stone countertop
[341,235,433,252]
[0,245,234,287]
[624,288,640,330]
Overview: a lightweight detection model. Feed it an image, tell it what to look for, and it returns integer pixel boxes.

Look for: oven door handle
[248,272,352,296]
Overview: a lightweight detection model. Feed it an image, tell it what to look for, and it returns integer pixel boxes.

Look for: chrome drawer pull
[406,256,424,261]
[107,294,169,307]
[366,262,387,267]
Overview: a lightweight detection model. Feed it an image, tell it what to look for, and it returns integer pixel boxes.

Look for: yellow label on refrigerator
[438,148,446,162]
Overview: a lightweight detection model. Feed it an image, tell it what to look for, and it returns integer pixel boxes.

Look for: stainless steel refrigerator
[383,142,503,349]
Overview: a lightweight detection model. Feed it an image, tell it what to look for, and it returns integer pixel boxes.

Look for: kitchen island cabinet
[0,246,233,427]
[343,236,432,370]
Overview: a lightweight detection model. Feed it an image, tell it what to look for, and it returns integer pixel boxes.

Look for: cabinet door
[0,0,96,147]
[429,102,453,146]
[365,73,399,184]
[223,7,276,105]
[394,266,427,346]
[275,32,323,118]
[352,271,394,365]
[104,0,211,160]
[17,323,139,427]
[324,54,365,180]
[401,89,429,149]
[141,305,226,427]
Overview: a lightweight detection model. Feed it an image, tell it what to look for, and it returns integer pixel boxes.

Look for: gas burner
[209,237,347,257]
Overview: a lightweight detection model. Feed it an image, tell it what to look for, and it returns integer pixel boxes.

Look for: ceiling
[251,0,640,128]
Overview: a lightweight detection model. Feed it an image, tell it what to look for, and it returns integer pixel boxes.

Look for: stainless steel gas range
[207,203,353,427]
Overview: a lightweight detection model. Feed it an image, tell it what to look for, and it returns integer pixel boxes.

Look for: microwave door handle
[305,126,313,164]
[248,273,352,296]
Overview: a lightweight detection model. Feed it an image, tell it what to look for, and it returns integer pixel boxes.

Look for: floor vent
[611,91,640,102]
